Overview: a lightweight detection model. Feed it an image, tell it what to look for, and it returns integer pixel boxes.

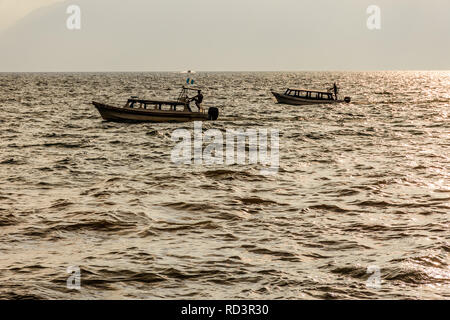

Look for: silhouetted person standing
[333,83,339,100]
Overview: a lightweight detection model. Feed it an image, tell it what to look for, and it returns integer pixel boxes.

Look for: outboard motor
[208,107,219,121]
[344,97,351,103]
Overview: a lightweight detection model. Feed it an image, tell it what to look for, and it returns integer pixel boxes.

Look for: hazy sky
[0,0,449,71]
[0,0,62,31]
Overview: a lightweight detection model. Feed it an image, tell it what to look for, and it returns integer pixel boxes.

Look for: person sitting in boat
[192,90,204,112]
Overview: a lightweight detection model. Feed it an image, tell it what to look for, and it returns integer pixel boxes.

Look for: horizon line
[1,69,449,73]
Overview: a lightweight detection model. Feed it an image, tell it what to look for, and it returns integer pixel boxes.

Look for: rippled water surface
[0,71,449,299]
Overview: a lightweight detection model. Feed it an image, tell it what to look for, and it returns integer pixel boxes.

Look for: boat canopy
[127,87,203,106]
[127,98,186,106]
[287,88,330,94]
[283,88,335,101]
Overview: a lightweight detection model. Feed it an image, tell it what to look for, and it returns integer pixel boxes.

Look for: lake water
[0,71,449,299]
